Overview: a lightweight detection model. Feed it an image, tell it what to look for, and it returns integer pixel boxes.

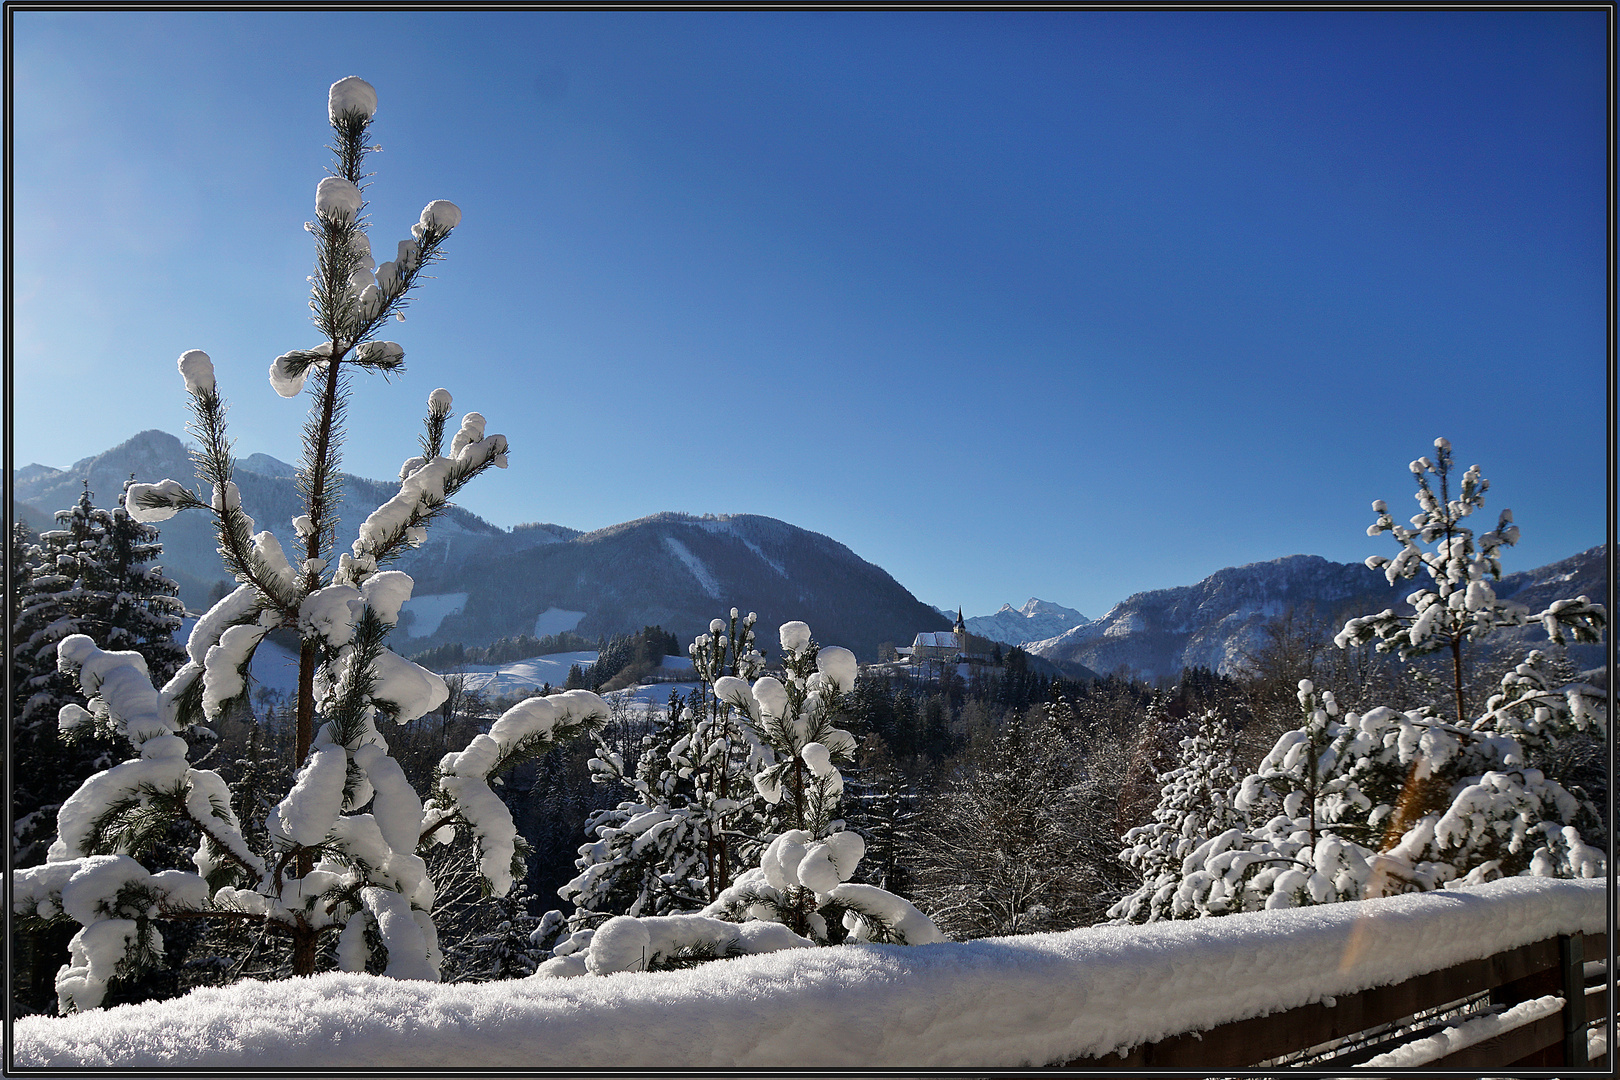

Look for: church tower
[953,607,966,652]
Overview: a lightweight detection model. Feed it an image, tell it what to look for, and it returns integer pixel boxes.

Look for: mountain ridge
[1026,548,1608,681]
[14,432,1604,671]
[12,432,949,661]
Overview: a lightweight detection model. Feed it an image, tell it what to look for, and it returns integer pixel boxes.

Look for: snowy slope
[13,877,1603,1069]
[964,598,1088,647]
[400,593,468,638]
[431,653,698,710]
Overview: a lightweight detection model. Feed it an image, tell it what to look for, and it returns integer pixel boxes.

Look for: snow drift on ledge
[13,877,1604,1070]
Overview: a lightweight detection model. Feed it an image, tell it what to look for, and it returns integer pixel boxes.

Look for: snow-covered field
[13,877,1602,1069]
[446,651,600,698]
[398,592,467,637]
[443,653,697,705]
[532,606,586,638]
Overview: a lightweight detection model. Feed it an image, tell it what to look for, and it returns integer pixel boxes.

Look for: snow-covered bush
[11,77,609,1013]
[534,620,944,977]
[1111,440,1606,924]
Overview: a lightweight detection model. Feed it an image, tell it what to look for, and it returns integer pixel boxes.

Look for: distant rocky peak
[1019,597,1084,619]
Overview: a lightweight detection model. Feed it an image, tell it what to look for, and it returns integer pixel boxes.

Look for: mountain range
[1023,547,1608,681]
[14,431,1605,674]
[13,431,949,661]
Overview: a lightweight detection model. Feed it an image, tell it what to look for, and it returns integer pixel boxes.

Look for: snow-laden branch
[425,691,610,895]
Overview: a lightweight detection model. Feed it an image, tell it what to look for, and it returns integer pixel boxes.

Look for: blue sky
[11,10,1609,620]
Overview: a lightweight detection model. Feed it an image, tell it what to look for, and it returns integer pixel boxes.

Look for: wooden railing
[1060,931,1611,1071]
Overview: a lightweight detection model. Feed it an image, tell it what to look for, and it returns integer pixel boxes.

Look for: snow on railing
[13,877,1606,1070]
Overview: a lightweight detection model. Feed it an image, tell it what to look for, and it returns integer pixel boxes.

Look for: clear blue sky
[11,9,1610,620]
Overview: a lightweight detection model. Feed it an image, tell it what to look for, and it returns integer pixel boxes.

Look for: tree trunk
[290,920,319,977]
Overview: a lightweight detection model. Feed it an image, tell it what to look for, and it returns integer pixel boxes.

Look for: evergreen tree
[11,484,187,866]
[840,747,922,896]
[10,519,36,628]
[1336,437,1603,724]
[551,611,768,932]
[11,78,611,1014]
[535,620,943,978]
[1109,708,1246,923]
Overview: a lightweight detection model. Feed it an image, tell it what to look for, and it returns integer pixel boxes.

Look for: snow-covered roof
[13,877,1602,1070]
[911,631,960,649]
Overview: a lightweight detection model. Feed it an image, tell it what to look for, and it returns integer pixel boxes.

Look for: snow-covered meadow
[13,876,1603,1069]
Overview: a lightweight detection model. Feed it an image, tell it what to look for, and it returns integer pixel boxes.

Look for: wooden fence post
[1561,933,1588,1067]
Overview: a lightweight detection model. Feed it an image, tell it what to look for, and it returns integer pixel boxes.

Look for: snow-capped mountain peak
[964,598,1089,647]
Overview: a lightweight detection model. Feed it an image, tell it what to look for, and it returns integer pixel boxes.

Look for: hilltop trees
[12,77,610,1013]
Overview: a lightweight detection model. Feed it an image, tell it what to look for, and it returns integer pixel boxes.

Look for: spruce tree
[550,612,768,934]
[11,484,187,866]
[1110,708,1245,923]
[10,519,35,628]
[840,750,921,896]
[11,77,610,1013]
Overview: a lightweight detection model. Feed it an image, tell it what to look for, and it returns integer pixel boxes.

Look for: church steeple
[953,607,966,639]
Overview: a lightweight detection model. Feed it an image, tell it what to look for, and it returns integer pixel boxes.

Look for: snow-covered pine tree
[1109,707,1245,923]
[10,484,188,866]
[551,697,708,925]
[545,611,770,943]
[1335,437,1604,724]
[534,620,944,978]
[1112,439,1606,922]
[11,77,610,1013]
[10,519,36,628]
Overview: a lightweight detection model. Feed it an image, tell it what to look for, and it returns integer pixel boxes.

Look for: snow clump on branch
[328,76,377,122]
[176,350,214,395]
[122,480,190,524]
[316,177,363,224]
[420,201,461,232]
